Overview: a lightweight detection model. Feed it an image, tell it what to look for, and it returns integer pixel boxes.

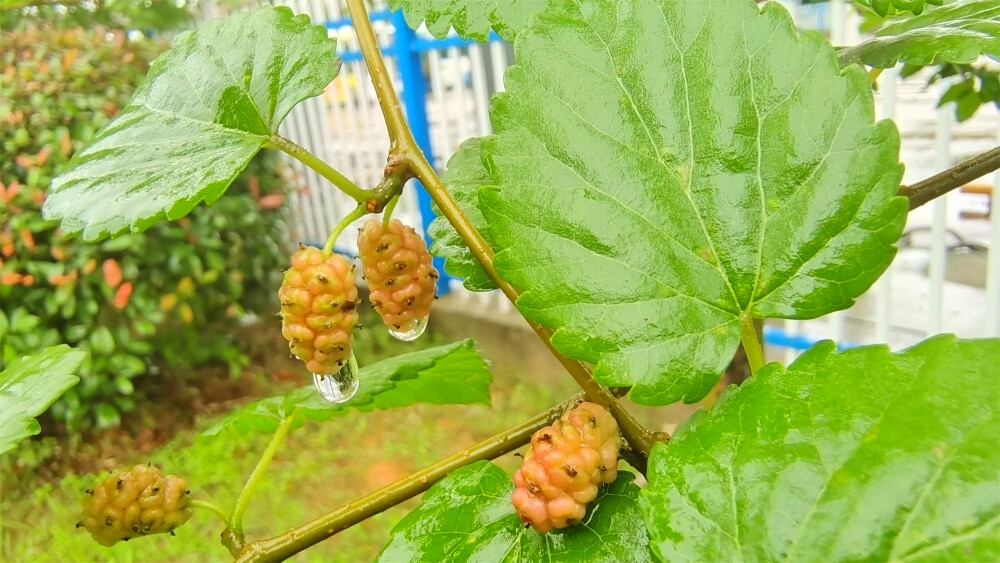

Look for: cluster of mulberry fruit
[79,464,192,546]
[357,218,438,336]
[511,402,622,533]
[279,244,360,375]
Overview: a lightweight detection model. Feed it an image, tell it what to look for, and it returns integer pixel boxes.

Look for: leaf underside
[201,339,492,436]
[0,345,86,455]
[839,0,1000,67]
[42,6,339,240]
[377,461,652,563]
[640,335,1000,562]
[388,0,546,42]
[428,137,498,291]
[479,0,906,405]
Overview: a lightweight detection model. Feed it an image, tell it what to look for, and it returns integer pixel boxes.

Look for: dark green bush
[0,25,292,429]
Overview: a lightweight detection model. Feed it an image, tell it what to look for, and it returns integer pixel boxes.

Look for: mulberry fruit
[279,244,359,374]
[79,464,192,546]
[357,219,438,336]
[511,402,622,533]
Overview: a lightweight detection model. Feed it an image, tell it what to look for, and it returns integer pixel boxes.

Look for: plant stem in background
[227,408,301,544]
[344,0,658,468]
[234,394,585,562]
[323,205,367,255]
[188,499,231,526]
[901,145,1000,210]
[268,135,369,202]
[739,312,765,373]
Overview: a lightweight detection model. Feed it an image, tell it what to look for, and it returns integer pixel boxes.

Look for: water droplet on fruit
[312,355,359,403]
[388,316,428,342]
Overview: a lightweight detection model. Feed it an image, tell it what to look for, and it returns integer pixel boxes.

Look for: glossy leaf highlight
[839,0,1000,67]
[482,0,906,404]
[43,6,339,240]
[388,0,546,42]
[377,461,651,562]
[428,137,498,291]
[640,335,1000,562]
[0,345,86,455]
[202,339,492,435]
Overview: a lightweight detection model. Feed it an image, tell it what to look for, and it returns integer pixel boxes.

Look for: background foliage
[0,24,293,429]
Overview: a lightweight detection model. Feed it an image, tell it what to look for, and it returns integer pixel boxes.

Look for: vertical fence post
[392,10,453,296]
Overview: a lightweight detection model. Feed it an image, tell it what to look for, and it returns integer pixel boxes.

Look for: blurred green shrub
[0,25,293,429]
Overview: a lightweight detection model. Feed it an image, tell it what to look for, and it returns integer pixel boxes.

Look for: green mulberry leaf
[43,6,338,240]
[202,340,492,435]
[0,345,86,455]
[428,137,498,291]
[640,335,1000,562]
[481,0,906,405]
[388,0,547,42]
[378,461,651,562]
[839,0,1000,67]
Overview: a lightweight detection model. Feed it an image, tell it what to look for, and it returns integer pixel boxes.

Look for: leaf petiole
[267,135,370,203]
[228,407,302,541]
[739,312,765,374]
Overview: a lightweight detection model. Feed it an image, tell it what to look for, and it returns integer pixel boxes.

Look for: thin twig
[344,0,656,468]
[901,146,1000,210]
[234,394,585,562]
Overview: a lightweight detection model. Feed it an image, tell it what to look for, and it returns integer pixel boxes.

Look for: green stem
[345,0,656,469]
[234,394,584,562]
[322,205,367,255]
[739,312,765,374]
[381,195,400,229]
[868,66,883,84]
[188,499,230,525]
[228,408,301,540]
[268,135,370,203]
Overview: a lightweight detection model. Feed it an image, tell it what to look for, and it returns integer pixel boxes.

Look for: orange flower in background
[83,258,97,275]
[1,272,23,285]
[113,281,133,309]
[19,228,35,251]
[102,258,122,288]
[258,193,285,210]
[20,274,34,286]
[0,233,14,258]
[0,180,19,204]
[48,269,78,286]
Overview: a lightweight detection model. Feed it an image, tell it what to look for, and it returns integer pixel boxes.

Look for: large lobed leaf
[839,0,1000,68]
[481,0,906,405]
[202,340,492,435]
[640,335,1000,562]
[0,345,86,455]
[428,137,498,291]
[389,0,546,42]
[377,461,651,562]
[42,6,338,240]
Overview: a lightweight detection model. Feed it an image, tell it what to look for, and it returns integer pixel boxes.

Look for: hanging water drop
[388,316,428,342]
[312,354,359,403]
